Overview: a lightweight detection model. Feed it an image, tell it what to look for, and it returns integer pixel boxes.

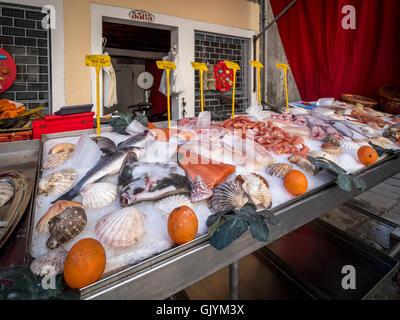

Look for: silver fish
[91,136,117,154]
[118,152,191,207]
[117,130,152,149]
[330,120,367,138]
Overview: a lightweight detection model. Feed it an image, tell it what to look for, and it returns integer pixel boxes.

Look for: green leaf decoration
[369,142,400,158]
[109,111,133,135]
[337,173,352,192]
[233,203,257,217]
[207,216,225,236]
[209,216,248,250]
[351,174,367,192]
[248,214,270,242]
[307,156,347,174]
[133,112,149,127]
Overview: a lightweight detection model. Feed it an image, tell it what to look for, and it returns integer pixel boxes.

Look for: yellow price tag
[156,61,176,70]
[191,62,208,71]
[275,63,290,70]
[224,61,240,118]
[191,62,208,112]
[249,60,264,68]
[85,55,110,67]
[224,60,241,71]
[249,60,264,105]
[275,63,291,113]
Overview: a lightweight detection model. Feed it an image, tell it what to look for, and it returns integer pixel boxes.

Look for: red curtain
[270,0,400,101]
[145,60,167,115]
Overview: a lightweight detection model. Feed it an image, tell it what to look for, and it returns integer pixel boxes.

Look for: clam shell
[36,200,84,234]
[30,248,68,276]
[189,176,213,202]
[42,151,71,170]
[267,163,293,179]
[209,181,248,214]
[309,151,335,162]
[46,206,87,249]
[324,134,340,147]
[321,143,343,155]
[38,169,77,196]
[49,143,75,155]
[288,155,318,175]
[155,195,194,216]
[0,181,14,208]
[340,139,359,150]
[95,207,145,248]
[80,182,117,209]
[239,174,272,209]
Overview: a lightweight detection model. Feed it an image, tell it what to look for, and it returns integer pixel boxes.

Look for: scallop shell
[0,181,14,208]
[95,207,145,248]
[36,200,84,234]
[324,134,340,147]
[46,206,87,249]
[42,151,71,170]
[309,151,335,163]
[236,173,269,188]
[321,143,343,155]
[239,174,272,209]
[288,155,319,175]
[80,182,117,209]
[209,181,248,214]
[49,143,75,155]
[155,195,194,216]
[38,169,77,196]
[267,163,293,179]
[340,139,359,150]
[190,176,213,202]
[30,248,68,277]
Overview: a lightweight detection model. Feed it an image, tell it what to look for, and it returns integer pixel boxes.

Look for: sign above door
[129,10,155,23]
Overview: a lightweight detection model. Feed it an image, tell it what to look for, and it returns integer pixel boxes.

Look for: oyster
[321,143,343,155]
[42,151,71,170]
[80,182,117,209]
[38,169,77,196]
[36,200,84,234]
[46,206,87,249]
[209,181,248,214]
[0,181,14,207]
[237,174,272,209]
[340,139,359,150]
[95,207,145,248]
[30,247,68,277]
[155,195,194,216]
[49,143,75,155]
[267,163,293,179]
[189,175,213,202]
[324,134,340,147]
[288,155,319,175]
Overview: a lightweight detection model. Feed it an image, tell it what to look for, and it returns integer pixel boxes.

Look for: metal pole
[229,261,240,300]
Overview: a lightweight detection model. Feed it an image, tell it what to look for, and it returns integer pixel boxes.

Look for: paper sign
[224,60,241,71]
[156,61,176,70]
[249,60,264,68]
[191,62,208,71]
[85,55,110,67]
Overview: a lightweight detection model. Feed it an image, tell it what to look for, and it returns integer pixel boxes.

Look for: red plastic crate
[32,112,94,139]
[0,130,32,143]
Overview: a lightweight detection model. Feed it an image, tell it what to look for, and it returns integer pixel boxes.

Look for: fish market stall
[22,101,400,299]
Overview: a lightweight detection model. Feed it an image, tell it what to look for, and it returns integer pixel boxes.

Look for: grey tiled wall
[194,31,249,118]
[0,3,51,114]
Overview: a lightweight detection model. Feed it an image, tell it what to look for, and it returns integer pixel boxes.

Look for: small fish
[117,130,152,149]
[91,136,117,154]
[330,121,354,138]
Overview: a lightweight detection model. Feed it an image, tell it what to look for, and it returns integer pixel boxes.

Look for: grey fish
[117,130,151,149]
[118,152,191,207]
[330,120,367,138]
[92,136,116,154]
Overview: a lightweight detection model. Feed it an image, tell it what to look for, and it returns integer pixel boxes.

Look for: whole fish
[91,136,117,154]
[330,120,367,139]
[118,152,191,207]
[117,130,152,149]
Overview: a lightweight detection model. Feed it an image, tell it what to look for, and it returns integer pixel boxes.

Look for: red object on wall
[0,48,17,94]
[214,61,234,92]
[32,112,94,139]
[270,0,400,101]
[145,60,168,115]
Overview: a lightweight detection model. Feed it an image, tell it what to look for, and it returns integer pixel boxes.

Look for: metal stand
[229,261,240,300]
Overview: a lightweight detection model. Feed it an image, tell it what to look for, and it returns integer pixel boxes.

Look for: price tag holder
[191,62,208,112]
[85,55,111,135]
[275,63,291,113]
[156,61,176,128]
[224,61,240,119]
[249,60,264,105]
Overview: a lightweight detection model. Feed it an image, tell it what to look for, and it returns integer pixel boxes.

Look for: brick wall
[194,31,249,119]
[0,2,51,114]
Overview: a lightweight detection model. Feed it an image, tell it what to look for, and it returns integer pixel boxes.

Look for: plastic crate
[32,112,94,140]
[0,130,32,143]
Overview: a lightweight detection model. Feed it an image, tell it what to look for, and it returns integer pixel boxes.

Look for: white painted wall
[91,3,256,119]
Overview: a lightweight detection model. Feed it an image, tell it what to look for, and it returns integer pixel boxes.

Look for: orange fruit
[167,206,198,245]
[357,146,378,165]
[64,238,106,289]
[283,170,308,196]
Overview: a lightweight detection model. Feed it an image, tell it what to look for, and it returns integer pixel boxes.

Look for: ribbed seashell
[80,182,117,209]
[155,195,194,216]
[309,151,335,163]
[49,143,75,155]
[209,181,248,214]
[38,169,77,196]
[189,176,213,202]
[30,247,68,277]
[321,143,343,155]
[0,181,14,208]
[288,155,319,175]
[340,139,359,150]
[236,173,269,188]
[42,151,71,170]
[36,200,84,234]
[95,207,145,248]
[238,174,272,209]
[368,137,394,149]
[324,134,340,147]
[46,206,87,249]
[267,163,293,179]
